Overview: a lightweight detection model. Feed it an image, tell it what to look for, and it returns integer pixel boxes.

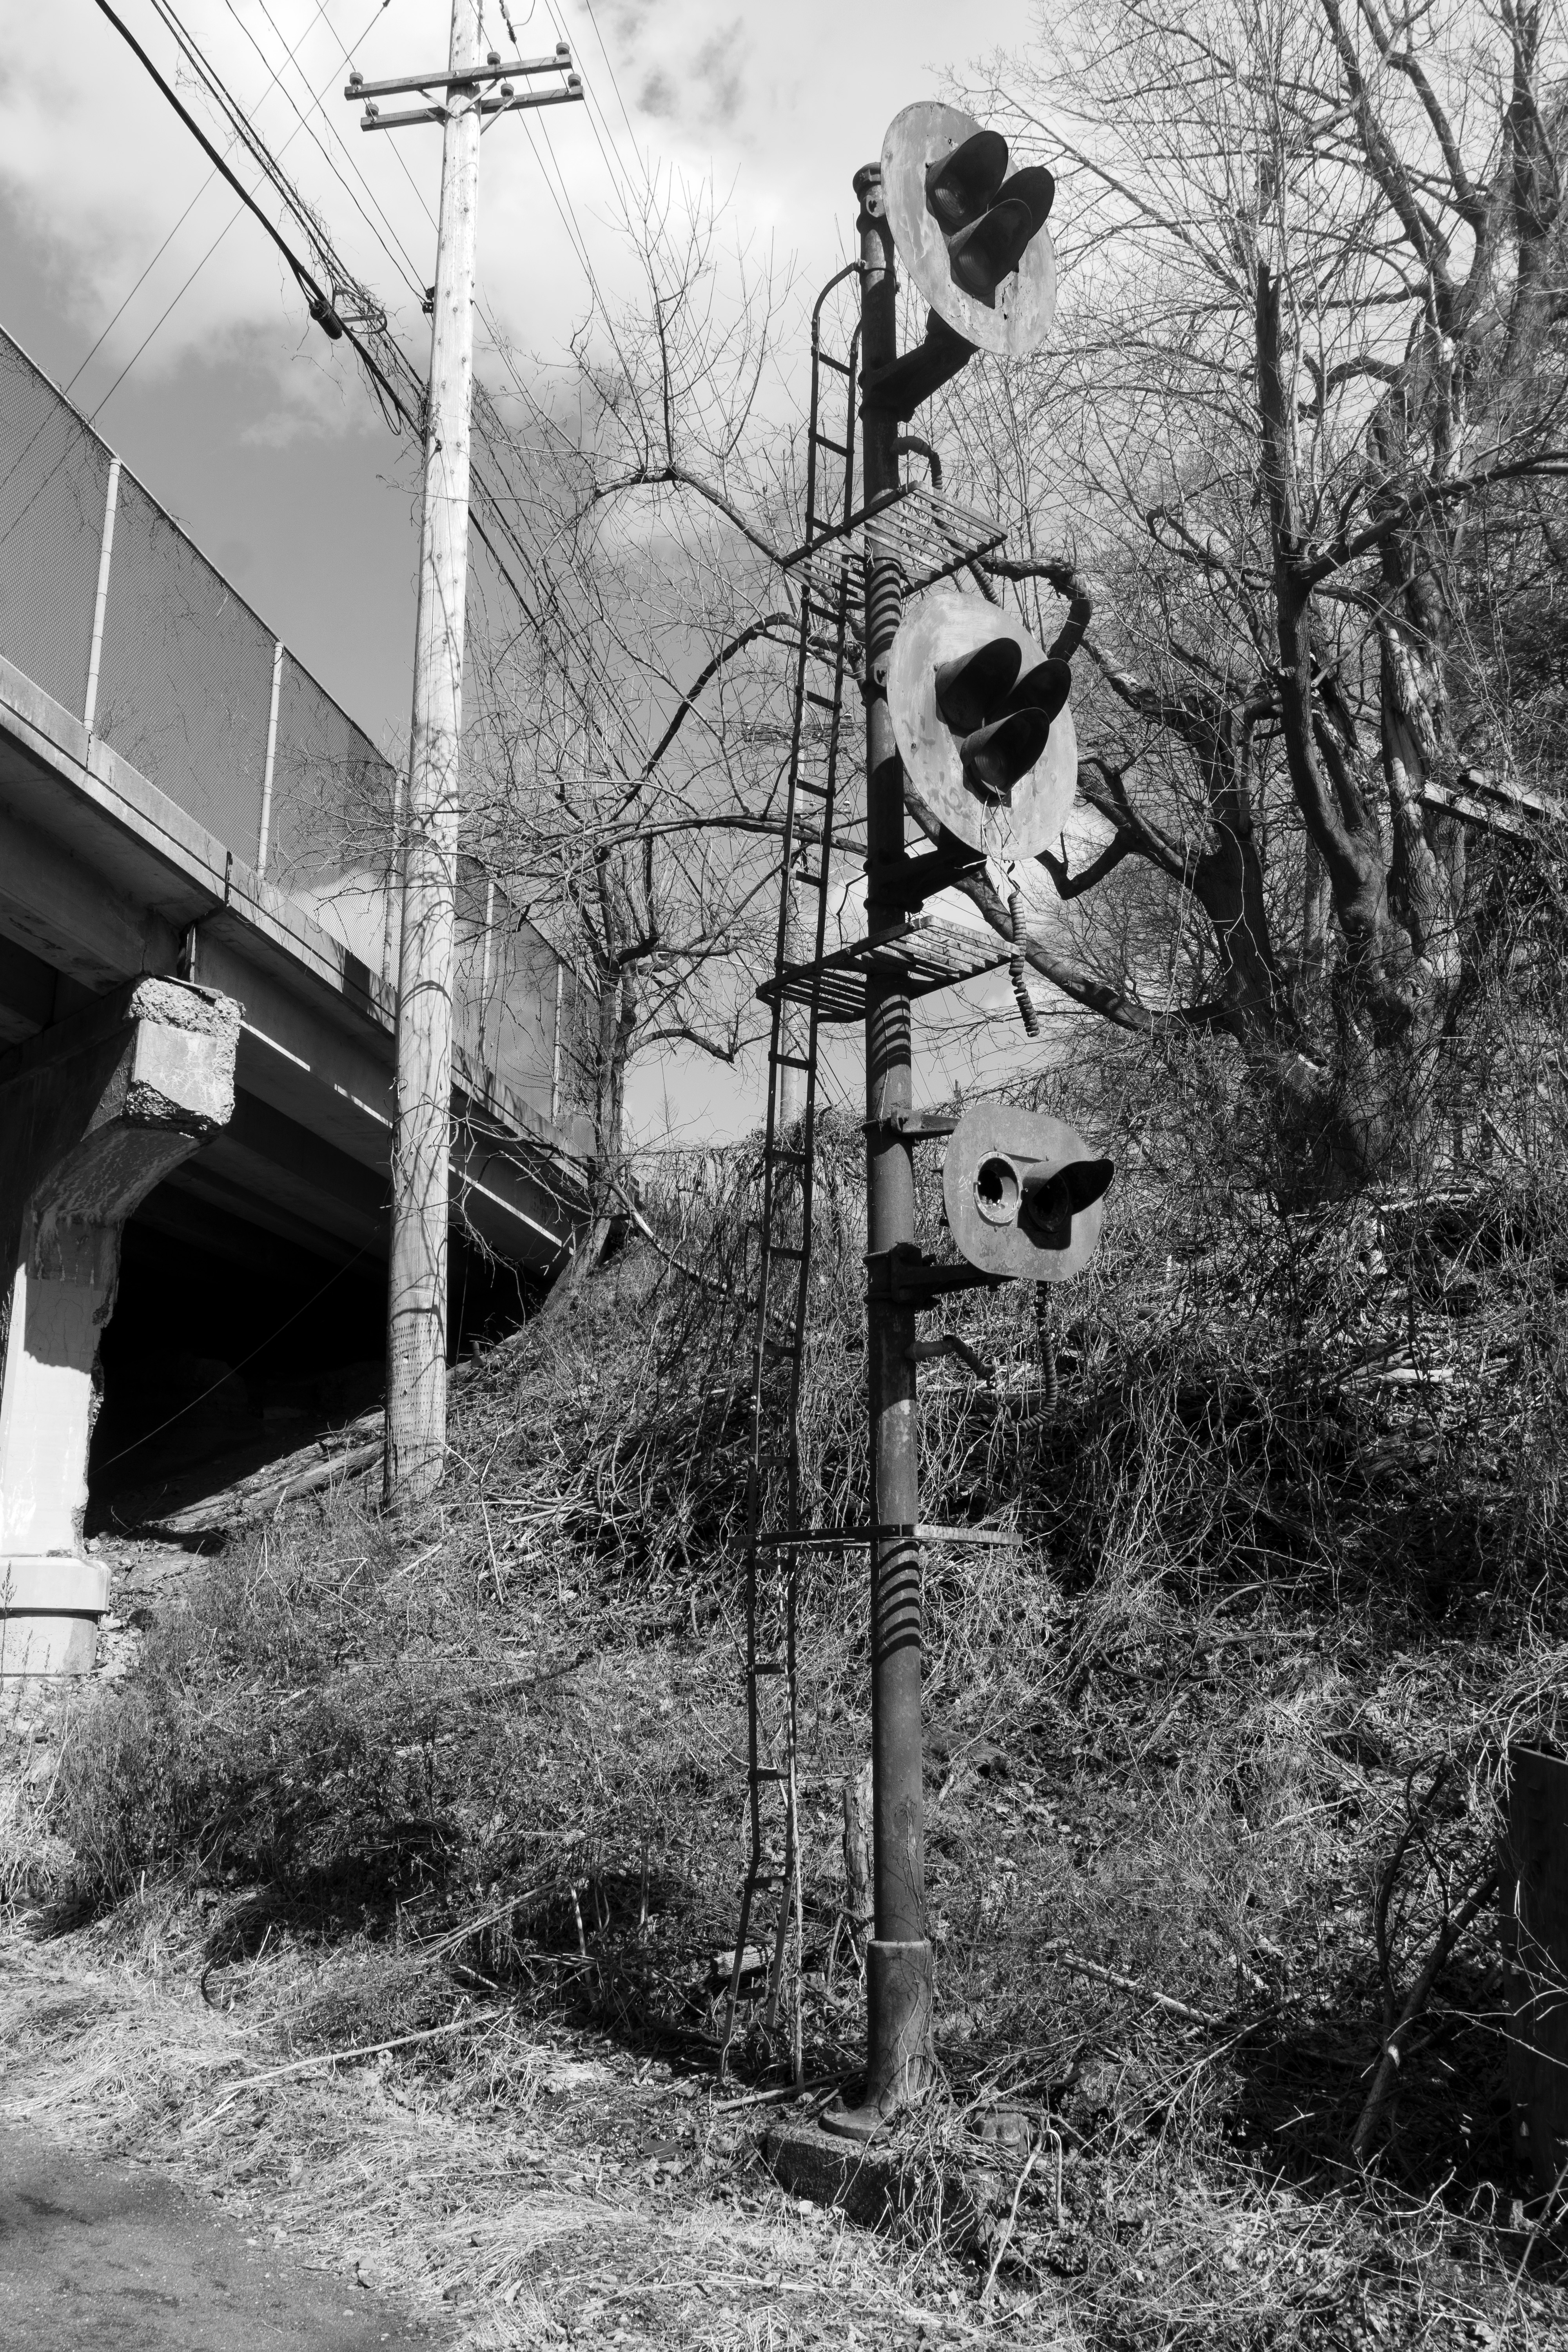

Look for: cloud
[638,67,679,119]
[692,21,748,127]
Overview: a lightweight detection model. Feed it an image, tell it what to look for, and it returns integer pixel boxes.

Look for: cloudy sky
[0,0,1072,1141]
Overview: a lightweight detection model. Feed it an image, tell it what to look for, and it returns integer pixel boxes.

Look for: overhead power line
[90,0,694,778]
[218,0,429,300]
[91,0,346,342]
[87,0,564,637]
[0,0,356,514]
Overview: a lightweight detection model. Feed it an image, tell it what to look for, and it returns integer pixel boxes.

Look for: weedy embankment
[9,1083,1568,2347]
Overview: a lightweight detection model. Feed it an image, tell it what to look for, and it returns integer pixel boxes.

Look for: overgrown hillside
[12,1040,1568,2346]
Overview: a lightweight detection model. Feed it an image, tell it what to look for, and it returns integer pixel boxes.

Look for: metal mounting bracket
[908,1331,996,1383]
[862,1109,958,1141]
[866,1242,1006,1303]
[862,310,978,420]
[870,826,988,913]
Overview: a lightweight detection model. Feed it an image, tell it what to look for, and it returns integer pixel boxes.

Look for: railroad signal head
[944,1105,1113,1285]
[933,643,1071,807]
[888,590,1076,860]
[881,103,1057,357]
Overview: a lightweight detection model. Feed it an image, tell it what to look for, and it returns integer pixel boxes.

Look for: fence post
[550,960,564,1124]
[479,876,495,1074]
[82,456,120,734]
[256,639,284,877]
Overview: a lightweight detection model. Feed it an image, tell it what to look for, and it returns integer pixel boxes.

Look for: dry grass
[0,1917,951,2348]
[10,1074,1568,2344]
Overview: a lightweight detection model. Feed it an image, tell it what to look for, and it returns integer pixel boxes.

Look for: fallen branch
[264,1440,381,1508]
[713,2074,843,2113]
[421,1888,554,1961]
[150,1423,382,1535]
[190,2011,502,2129]
[438,1646,597,1710]
[982,2147,1037,2301]
[1351,1864,1499,2163]
[1041,1940,1227,2028]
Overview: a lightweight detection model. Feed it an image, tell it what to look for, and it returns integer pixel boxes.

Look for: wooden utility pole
[356,11,583,1505]
[385,0,482,1504]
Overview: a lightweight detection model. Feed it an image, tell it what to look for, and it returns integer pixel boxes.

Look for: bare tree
[455,180,828,1238]
[929,0,1568,1189]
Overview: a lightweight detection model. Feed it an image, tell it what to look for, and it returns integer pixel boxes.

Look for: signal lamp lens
[1003,657,1072,729]
[1019,1170,1072,1249]
[947,197,1038,303]
[960,707,1052,803]
[975,1156,1021,1225]
[925,129,1010,231]
[933,639,1022,735]
[1020,1156,1115,1247]
[1000,165,1055,235]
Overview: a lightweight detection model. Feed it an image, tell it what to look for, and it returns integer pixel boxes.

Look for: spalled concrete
[763,2116,914,2226]
[0,978,238,1672]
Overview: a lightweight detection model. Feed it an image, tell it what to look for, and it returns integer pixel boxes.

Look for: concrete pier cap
[0,977,239,1673]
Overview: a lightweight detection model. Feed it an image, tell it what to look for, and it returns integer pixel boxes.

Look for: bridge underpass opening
[87,1193,539,1529]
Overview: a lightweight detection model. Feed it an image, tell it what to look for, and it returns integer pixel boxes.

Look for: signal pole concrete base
[764,2114,911,2218]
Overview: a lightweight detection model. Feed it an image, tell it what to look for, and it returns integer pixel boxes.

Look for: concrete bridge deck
[0,652,589,1274]
[0,324,590,1670]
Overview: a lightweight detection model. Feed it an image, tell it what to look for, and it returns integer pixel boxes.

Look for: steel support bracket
[862,312,977,420]
[869,826,988,912]
[908,1331,996,1383]
[866,1242,1005,1304]
[862,1109,958,1141]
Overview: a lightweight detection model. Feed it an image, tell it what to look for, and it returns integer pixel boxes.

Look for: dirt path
[0,2126,438,2350]
[0,1933,994,2350]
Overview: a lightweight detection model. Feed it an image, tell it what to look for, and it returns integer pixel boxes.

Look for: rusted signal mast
[726,105,1115,2135]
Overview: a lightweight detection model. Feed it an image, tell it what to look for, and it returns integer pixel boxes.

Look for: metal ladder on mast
[719,266,862,2083]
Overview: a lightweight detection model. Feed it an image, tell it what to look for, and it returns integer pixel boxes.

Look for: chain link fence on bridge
[0,325,574,1130]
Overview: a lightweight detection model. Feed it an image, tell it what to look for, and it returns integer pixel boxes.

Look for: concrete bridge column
[0,979,238,1673]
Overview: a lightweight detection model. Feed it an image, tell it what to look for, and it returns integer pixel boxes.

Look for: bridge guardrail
[0,325,577,1133]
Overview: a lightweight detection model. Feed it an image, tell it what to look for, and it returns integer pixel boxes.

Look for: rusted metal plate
[1504,1745,1568,2194]
[942,1102,1107,1284]
[880,102,1057,358]
[888,590,1077,860]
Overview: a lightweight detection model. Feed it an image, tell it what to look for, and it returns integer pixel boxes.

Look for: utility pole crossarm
[361,87,583,131]
[347,47,575,100]
[350,41,583,131]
